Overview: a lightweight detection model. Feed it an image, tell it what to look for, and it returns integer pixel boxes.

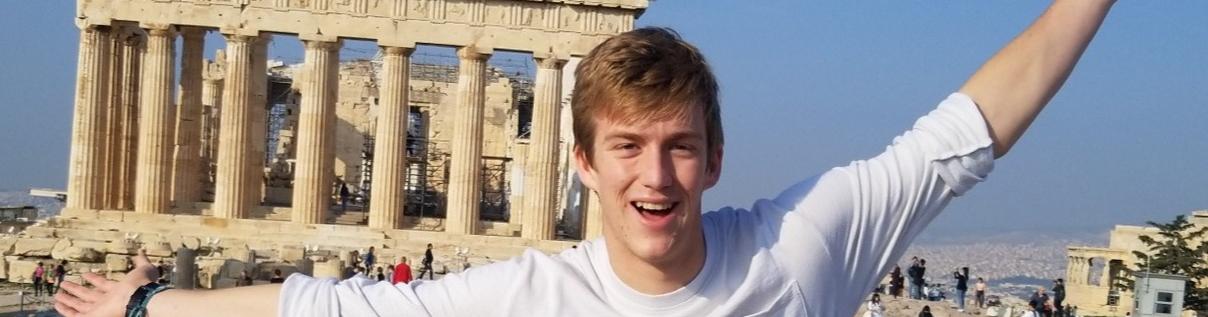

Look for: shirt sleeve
[764,93,994,314]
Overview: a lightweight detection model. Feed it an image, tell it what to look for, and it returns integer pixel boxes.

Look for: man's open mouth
[632,201,678,217]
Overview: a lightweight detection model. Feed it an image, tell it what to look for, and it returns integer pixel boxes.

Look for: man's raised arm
[959,0,1114,158]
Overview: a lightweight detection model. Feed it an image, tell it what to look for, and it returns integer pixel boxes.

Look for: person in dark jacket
[1053,279,1066,316]
[953,267,969,312]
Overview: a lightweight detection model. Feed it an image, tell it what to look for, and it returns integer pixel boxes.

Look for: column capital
[141,23,175,37]
[179,26,207,39]
[380,46,415,57]
[222,33,263,44]
[303,39,343,51]
[534,56,568,70]
[457,46,493,61]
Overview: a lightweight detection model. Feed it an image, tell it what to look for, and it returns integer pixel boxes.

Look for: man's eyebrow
[602,132,645,143]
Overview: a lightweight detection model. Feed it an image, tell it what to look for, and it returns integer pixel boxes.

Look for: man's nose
[638,149,673,190]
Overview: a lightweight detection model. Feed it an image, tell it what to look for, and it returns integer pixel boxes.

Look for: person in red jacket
[391,257,413,284]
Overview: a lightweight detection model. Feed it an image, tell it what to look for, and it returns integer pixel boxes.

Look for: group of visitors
[345,243,437,285]
[1026,279,1073,317]
[31,260,67,297]
[885,259,993,313]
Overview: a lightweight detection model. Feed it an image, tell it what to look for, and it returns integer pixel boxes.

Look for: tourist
[338,181,351,211]
[974,277,988,308]
[44,262,58,295]
[270,269,285,284]
[889,266,904,298]
[917,305,933,317]
[392,257,413,284]
[953,267,969,312]
[54,261,67,294]
[32,261,45,297]
[385,265,394,283]
[417,243,434,280]
[373,267,386,281]
[363,246,376,270]
[1053,278,1066,316]
[54,2,1122,315]
[864,293,884,317]
[909,258,927,299]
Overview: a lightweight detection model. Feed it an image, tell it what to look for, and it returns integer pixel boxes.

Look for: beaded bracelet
[126,282,172,317]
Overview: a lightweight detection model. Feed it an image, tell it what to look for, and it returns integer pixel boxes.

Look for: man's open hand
[54,250,159,317]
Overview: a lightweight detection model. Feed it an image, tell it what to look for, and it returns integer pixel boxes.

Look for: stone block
[0,237,17,255]
[0,256,7,279]
[213,277,239,289]
[144,240,174,257]
[106,254,131,272]
[13,238,59,257]
[97,210,125,222]
[6,258,44,284]
[169,236,202,251]
[278,246,305,262]
[106,239,140,255]
[51,239,104,262]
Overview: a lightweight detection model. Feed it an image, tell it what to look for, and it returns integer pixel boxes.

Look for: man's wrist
[126,282,171,317]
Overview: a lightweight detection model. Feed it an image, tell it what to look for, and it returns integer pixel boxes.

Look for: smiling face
[575,107,722,266]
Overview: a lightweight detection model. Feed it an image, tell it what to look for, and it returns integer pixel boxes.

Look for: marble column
[368,46,414,230]
[100,27,125,210]
[213,34,258,219]
[133,24,177,214]
[249,36,269,208]
[172,27,206,207]
[200,52,226,197]
[521,56,566,240]
[444,47,490,235]
[292,39,341,224]
[582,190,604,240]
[115,28,144,211]
[65,24,112,210]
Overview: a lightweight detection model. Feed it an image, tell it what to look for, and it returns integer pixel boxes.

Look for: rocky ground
[854,295,1035,317]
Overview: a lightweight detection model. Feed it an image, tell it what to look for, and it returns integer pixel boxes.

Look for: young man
[54,1,1116,316]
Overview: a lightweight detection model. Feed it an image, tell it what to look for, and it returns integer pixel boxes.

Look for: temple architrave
[1065,210,1208,316]
[0,0,646,289]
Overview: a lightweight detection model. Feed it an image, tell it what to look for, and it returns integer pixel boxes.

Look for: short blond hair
[572,27,722,160]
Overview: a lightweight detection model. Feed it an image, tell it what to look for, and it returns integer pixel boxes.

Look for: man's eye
[672,144,696,152]
[615,143,638,151]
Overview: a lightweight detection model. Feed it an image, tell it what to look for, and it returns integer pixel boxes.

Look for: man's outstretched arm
[55,250,280,317]
[959,0,1114,158]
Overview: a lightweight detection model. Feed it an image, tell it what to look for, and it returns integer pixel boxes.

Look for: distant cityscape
[899,230,1108,299]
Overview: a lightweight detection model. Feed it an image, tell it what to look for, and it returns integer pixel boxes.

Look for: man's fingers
[60,281,103,302]
[132,248,152,268]
[82,272,113,291]
[54,301,81,317]
[54,291,91,316]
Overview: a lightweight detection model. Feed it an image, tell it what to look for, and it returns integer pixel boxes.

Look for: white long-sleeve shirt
[280,93,995,316]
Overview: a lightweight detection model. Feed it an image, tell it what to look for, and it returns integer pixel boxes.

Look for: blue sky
[1,2,1205,234]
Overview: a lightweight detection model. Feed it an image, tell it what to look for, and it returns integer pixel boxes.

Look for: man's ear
[574,145,599,191]
[704,145,723,189]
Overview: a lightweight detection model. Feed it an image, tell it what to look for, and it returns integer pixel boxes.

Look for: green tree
[1117,215,1208,311]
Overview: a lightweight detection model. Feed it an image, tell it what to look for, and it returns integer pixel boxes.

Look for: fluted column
[115,28,144,211]
[249,36,269,208]
[200,52,226,198]
[172,27,206,207]
[521,56,566,240]
[99,27,125,210]
[582,190,604,240]
[444,47,490,235]
[292,39,341,224]
[133,24,177,214]
[368,46,414,230]
[213,34,258,219]
[65,24,112,210]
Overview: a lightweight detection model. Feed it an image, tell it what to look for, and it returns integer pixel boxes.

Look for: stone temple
[3,0,647,289]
